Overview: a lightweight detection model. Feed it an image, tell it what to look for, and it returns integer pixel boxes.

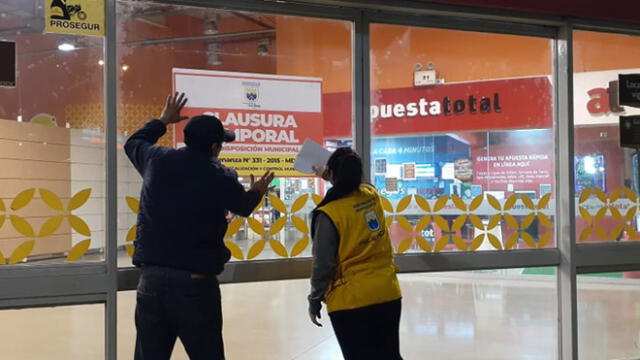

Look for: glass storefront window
[1,1,639,359]
[370,24,555,253]
[116,1,353,266]
[0,0,105,265]
[116,269,557,359]
[573,31,640,244]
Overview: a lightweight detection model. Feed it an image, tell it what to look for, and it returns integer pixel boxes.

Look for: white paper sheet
[293,138,331,174]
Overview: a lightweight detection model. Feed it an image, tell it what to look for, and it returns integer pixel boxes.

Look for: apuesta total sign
[370,93,502,120]
[371,76,553,135]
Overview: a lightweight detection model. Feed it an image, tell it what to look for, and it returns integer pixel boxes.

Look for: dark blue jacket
[124,120,261,275]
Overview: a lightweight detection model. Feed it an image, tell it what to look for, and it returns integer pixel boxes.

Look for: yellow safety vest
[317,184,402,313]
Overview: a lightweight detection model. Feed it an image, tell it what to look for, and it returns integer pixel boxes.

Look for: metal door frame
[3,1,640,359]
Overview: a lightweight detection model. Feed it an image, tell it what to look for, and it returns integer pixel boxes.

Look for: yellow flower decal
[37,188,93,262]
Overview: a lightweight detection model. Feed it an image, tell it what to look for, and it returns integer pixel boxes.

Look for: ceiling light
[58,41,76,52]
[257,44,268,56]
[207,43,222,65]
[122,64,129,71]
[203,13,219,35]
[257,39,270,56]
[98,60,104,66]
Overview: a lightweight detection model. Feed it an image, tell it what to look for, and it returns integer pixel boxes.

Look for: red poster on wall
[471,131,554,193]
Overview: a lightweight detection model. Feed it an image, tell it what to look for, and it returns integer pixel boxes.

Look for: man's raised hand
[159,92,189,125]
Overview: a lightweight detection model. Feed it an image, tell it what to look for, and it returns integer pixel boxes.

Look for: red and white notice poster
[173,68,323,176]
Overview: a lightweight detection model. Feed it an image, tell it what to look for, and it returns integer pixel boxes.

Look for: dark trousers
[134,266,225,360]
[329,298,403,360]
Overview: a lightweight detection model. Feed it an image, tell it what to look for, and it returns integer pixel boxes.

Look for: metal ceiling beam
[123,28,275,46]
[231,11,275,29]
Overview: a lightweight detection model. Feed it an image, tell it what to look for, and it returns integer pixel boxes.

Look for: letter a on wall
[45,0,105,37]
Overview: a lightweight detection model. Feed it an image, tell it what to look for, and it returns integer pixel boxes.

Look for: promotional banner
[371,135,469,199]
[173,69,323,176]
[471,129,554,194]
[45,0,104,36]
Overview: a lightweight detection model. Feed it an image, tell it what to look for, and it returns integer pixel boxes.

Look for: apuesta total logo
[370,93,502,120]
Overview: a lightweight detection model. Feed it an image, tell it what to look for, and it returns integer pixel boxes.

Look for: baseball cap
[183,115,235,145]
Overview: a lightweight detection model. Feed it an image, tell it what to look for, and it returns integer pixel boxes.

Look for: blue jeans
[134,266,225,360]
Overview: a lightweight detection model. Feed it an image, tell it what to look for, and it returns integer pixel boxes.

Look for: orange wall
[274,20,553,91]
[574,30,640,72]
[118,13,276,108]
[370,24,552,89]
[275,17,353,93]
[3,17,640,130]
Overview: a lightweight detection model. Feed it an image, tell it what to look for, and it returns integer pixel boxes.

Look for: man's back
[128,93,274,360]
[125,119,261,275]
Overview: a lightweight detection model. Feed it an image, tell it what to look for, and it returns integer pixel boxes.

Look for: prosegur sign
[45,0,104,37]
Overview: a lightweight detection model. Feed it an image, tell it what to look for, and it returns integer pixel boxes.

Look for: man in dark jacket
[125,92,273,360]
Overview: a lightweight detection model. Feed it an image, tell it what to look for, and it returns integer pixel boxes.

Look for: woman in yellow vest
[308,147,403,360]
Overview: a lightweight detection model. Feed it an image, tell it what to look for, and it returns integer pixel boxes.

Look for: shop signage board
[618,75,640,148]
[324,75,558,139]
[173,68,323,177]
[370,76,553,135]
[45,0,105,36]
[0,41,15,87]
[619,74,640,108]
[620,116,640,148]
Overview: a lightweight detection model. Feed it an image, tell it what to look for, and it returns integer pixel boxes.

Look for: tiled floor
[2,271,640,359]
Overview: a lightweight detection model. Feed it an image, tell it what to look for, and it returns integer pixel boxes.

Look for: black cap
[183,115,235,149]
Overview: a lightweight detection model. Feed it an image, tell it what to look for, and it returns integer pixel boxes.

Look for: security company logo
[364,210,380,232]
[242,81,260,108]
[46,0,105,37]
